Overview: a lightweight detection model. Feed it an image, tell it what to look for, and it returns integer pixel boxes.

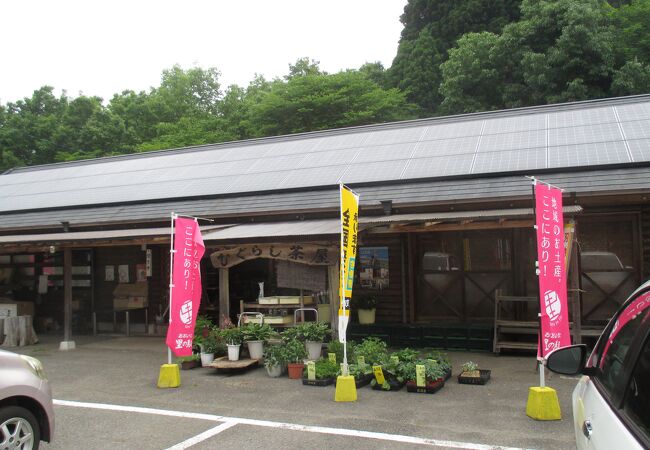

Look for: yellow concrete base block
[157,364,181,388]
[526,386,561,420]
[335,375,357,402]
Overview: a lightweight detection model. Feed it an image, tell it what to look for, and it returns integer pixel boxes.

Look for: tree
[440,0,622,114]
[610,0,650,65]
[388,0,521,115]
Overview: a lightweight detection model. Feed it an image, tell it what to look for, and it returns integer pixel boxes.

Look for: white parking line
[166,421,237,450]
[54,399,534,450]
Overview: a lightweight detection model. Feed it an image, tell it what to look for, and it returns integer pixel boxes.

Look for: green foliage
[425,350,452,373]
[293,322,330,342]
[392,348,419,363]
[461,361,479,373]
[283,338,307,363]
[346,363,373,379]
[351,293,376,310]
[611,60,650,96]
[241,323,273,342]
[193,315,214,346]
[263,343,287,368]
[303,359,339,379]
[218,326,243,345]
[175,354,200,363]
[353,337,388,366]
[200,330,221,354]
[610,0,650,65]
[400,359,446,382]
[327,340,352,364]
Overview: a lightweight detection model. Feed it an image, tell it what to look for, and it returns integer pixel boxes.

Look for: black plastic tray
[457,369,491,385]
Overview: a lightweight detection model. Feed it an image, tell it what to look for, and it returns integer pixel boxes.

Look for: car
[0,349,55,450]
[546,280,650,449]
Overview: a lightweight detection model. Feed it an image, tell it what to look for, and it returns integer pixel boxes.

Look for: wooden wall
[643,208,650,280]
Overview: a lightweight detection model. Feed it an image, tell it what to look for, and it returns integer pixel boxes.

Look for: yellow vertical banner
[338,184,359,343]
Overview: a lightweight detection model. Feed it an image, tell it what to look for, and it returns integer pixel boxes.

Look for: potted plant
[458,361,491,385]
[353,337,388,366]
[352,293,377,324]
[194,315,214,352]
[219,326,243,361]
[263,343,286,377]
[199,331,219,366]
[370,354,406,391]
[392,348,419,363]
[302,359,339,386]
[294,322,330,360]
[404,359,446,393]
[340,363,374,388]
[175,354,200,370]
[284,338,307,379]
[241,323,273,360]
[426,350,452,380]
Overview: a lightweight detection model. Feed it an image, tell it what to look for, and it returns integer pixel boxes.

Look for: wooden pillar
[407,233,416,324]
[568,226,581,344]
[59,247,75,350]
[328,263,339,330]
[401,234,408,323]
[218,267,229,327]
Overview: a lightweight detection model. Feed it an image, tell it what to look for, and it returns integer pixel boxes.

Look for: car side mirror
[546,344,588,375]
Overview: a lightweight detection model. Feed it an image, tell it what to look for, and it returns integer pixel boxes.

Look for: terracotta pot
[287,362,305,379]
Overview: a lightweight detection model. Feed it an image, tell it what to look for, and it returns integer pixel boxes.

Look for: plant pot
[406,378,445,394]
[246,340,264,360]
[287,362,305,379]
[227,344,241,361]
[180,359,200,370]
[305,341,322,360]
[458,369,491,385]
[358,308,376,325]
[200,353,215,367]
[317,304,331,323]
[266,364,283,378]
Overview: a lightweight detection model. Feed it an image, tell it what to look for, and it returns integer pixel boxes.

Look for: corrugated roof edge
[4,93,650,175]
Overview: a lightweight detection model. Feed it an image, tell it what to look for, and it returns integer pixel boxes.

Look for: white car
[546,280,650,449]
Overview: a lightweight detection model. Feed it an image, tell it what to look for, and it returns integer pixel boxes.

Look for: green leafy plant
[461,361,480,377]
[175,354,200,363]
[351,293,377,310]
[327,340,353,364]
[241,323,273,342]
[392,348,419,363]
[218,326,243,345]
[294,322,330,342]
[426,350,452,373]
[194,315,214,346]
[401,359,445,383]
[284,338,308,363]
[303,359,339,379]
[280,326,301,342]
[353,337,388,365]
[263,343,287,369]
[200,330,220,354]
[345,363,373,379]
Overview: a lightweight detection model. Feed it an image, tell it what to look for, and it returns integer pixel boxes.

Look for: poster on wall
[105,265,115,281]
[118,265,129,283]
[276,260,327,292]
[358,247,389,289]
[136,264,147,282]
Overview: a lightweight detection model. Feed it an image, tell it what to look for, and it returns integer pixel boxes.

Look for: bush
[353,337,388,365]
[293,322,330,342]
[241,323,273,341]
[218,326,243,345]
[284,338,307,363]
[263,343,286,368]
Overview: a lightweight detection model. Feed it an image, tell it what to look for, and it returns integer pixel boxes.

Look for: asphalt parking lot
[10,335,578,449]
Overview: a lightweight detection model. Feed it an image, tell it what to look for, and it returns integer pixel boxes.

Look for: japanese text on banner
[166,217,205,357]
[338,185,359,343]
[534,183,571,357]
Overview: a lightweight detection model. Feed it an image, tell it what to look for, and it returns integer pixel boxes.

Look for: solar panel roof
[1,95,650,214]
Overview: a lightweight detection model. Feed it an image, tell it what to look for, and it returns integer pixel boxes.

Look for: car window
[623,335,650,442]
[596,291,650,395]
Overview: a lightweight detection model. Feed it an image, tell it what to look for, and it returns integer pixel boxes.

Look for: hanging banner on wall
[339,184,360,343]
[166,217,205,357]
[534,182,571,358]
[209,243,337,268]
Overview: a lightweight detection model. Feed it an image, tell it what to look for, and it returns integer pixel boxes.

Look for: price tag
[416,364,426,387]
[328,353,337,363]
[390,355,399,365]
[357,356,365,366]
[373,365,385,385]
[307,361,316,381]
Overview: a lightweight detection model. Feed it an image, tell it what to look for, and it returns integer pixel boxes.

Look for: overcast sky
[0,0,407,104]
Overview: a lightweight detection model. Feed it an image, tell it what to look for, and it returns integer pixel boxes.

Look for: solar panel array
[1,98,649,213]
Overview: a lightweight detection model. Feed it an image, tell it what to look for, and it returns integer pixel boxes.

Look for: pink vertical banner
[534,182,571,358]
[166,217,205,357]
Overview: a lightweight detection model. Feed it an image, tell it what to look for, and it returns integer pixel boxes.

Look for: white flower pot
[266,364,283,377]
[227,344,241,361]
[200,352,214,367]
[247,340,264,360]
[358,308,376,325]
[305,341,322,360]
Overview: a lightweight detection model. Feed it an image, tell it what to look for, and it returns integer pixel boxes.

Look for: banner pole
[339,185,348,375]
[167,212,176,365]
[531,179,546,388]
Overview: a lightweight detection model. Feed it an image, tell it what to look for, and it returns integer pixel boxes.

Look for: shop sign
[209,243,336,268]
